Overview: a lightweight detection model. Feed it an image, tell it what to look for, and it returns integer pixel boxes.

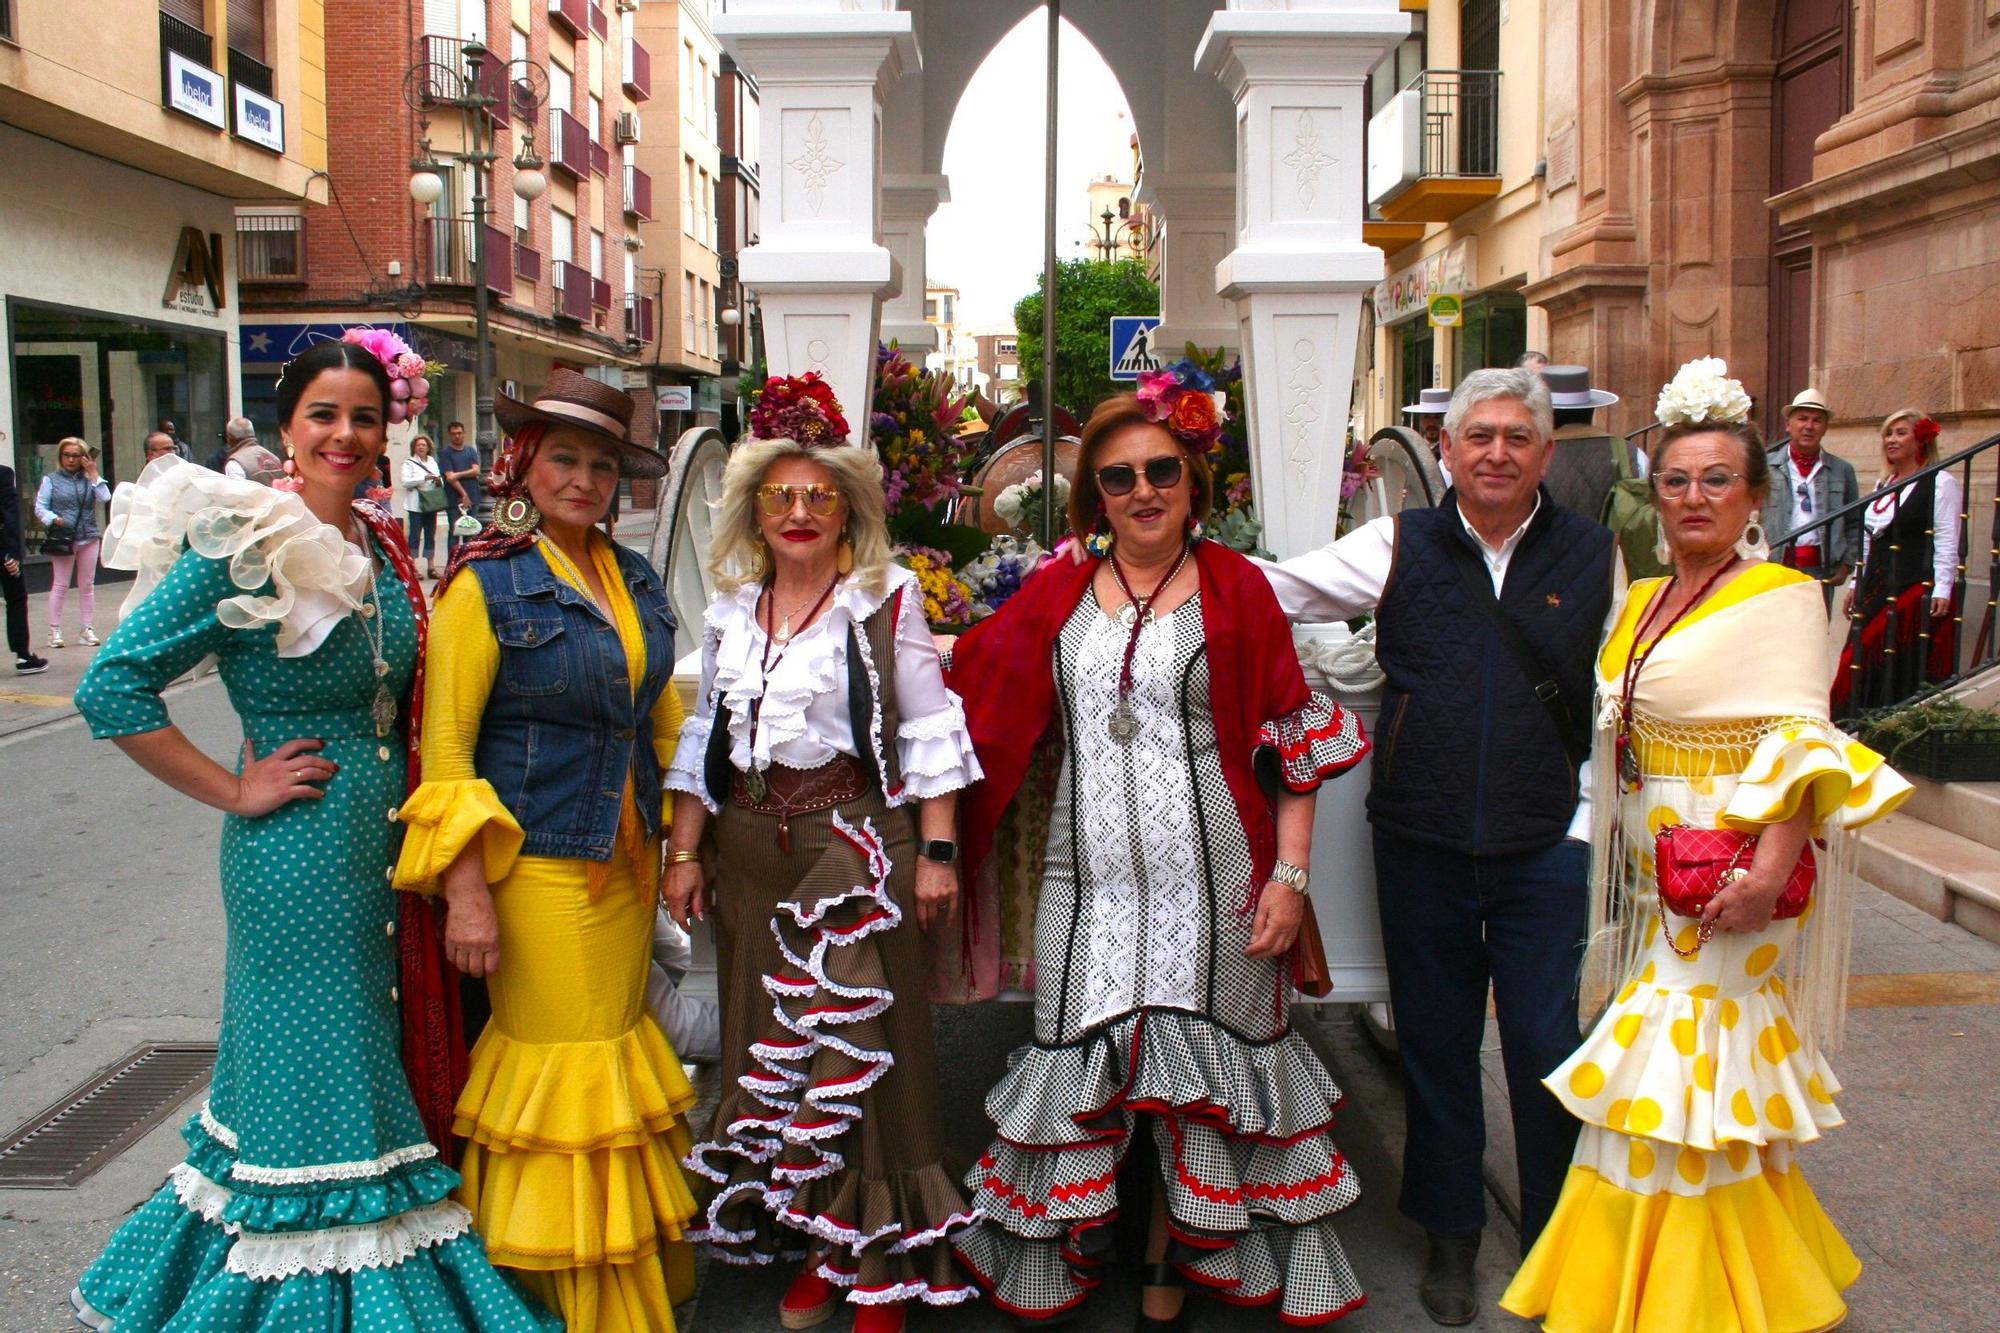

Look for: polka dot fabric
[69,547,559,1331]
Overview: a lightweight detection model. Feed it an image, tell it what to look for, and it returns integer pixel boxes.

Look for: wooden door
[1767,0,1847,422]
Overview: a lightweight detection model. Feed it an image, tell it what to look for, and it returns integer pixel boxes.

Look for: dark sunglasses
[1097,456,1184,497]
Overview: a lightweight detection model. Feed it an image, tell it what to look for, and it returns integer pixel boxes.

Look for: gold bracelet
[665,849,702,865]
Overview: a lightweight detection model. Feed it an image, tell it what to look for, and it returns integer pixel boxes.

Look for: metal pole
[1039,0,1060,550]
[466,42,497,473]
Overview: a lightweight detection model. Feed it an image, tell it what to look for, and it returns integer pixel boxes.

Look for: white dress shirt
[1257,496,1604,842]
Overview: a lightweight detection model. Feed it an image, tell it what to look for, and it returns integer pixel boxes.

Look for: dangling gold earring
[493,495,541,536]
[749,539,769,580]
[836,528,855,575]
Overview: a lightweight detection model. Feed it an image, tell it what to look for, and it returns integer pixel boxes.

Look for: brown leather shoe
[1419,1231,1481,1326]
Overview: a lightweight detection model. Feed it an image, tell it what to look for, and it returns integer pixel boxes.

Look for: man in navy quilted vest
[1261,367,1616,1326]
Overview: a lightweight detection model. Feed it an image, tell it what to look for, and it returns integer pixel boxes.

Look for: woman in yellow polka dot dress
[1501,361,1911,1333]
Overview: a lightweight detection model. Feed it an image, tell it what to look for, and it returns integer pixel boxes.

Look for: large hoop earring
[492,496,541,536]
[1734,519,1769,561]
[1653,515,1671,566]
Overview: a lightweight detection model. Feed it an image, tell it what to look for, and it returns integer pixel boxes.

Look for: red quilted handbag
[1654,825,1815,958]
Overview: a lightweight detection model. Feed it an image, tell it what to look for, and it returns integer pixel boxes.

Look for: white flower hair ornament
[1654,356,1753,428]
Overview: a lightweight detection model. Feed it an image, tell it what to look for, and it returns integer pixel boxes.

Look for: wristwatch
[919,838,959,865]
[1269,859,1310,894]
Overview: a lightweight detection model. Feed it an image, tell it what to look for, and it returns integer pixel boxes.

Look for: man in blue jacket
[1261,368,1615,1324]
[0,435,50,674]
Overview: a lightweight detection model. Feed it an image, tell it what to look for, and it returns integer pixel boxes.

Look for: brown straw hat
[493,369,668,478]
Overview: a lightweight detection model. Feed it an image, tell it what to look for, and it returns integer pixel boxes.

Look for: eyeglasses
[1096,456,1184,496]
[1654,469,1744,499]
[755,482,842,517]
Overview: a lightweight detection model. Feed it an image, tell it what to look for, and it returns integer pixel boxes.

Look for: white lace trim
[222,1200,473,1281]
[199,1100,239,1150]
[68,1289,112,1332]
[101,456,376,659]
[228,1139,438,1185]
[171,1162,243,1234]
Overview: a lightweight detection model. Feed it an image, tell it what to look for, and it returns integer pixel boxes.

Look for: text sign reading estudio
[163,228,226,318]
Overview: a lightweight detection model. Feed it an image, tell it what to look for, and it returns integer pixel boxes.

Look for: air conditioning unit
[614,112,642,145]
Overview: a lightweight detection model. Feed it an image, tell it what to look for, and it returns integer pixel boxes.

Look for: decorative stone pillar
[713,2,917,440]
[880,174,950,352]
[1196,0,1407,562]
[1137,173,1239,356]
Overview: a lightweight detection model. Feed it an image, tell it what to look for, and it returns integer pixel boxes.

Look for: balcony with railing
[549,0,587,39]
[426,218,513,299]
[228,48,273,96]
[549,108,589,178]
[623,40,651,101]
[592,278,613,311]
[1366,70,1502,225]
[514,244,542,283]
[624,165,652,220]
[237,214,305,282]
[159,11,222,122]
[624,293,655,343]
[589,3,609,40]
[417,35,509,118]
[590,140,611,177]
[552,260,591,322]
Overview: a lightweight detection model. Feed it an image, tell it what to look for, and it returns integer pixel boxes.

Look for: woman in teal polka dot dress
[68,341,559,1332]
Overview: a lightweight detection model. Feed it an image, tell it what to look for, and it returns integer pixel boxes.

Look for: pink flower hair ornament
[341,327,432,426]
[1135,367,1228,450]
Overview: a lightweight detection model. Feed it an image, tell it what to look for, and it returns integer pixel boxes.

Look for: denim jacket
[470,542,677,860]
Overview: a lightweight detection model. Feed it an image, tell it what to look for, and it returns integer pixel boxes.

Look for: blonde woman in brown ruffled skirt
[661,375,983,1333]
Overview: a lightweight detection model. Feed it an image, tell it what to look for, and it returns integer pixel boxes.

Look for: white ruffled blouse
[665,563,982,813]
[101,456,377,659]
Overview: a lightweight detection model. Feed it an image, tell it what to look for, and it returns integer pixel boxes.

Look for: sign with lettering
[657,386,695,412]
[163,227,226,316]
[1427,294,1463,328]
[165,51,227,130]
[233,85,286,153]
[1374,238,1477,326]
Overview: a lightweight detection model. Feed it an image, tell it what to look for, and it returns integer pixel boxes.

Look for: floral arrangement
[341,327,437,425]
[750,371,851,446]
[958,534,1047,618]
[1136,364,1227,451]
[1913,416,1942,450]
[992,469,1069,537]
[896,543,976,626]
[1162,350,1265,555]
[872,343,973,513]
[1655,356,1753,428]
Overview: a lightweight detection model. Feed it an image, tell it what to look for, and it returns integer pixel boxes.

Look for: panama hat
[1786,388,1831,416]
[493,369,667,478]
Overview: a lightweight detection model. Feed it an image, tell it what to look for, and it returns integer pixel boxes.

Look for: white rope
[1294,622,1386,694]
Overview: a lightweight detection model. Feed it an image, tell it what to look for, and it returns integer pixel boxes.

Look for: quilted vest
[1369,491,1613,855]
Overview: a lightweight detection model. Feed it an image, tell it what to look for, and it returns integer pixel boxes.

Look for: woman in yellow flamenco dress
[393,372,701,1330]
[1501,368,1911,1333]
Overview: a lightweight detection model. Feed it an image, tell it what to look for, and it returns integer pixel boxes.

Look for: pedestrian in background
[1502,358,1911,1333]
[439,419,484,555]
[1764,389,1860,606]
[0,431,48,675]
[1834,409,1961,714]
[68,337,559,1332]
[220,416,285,484]
[1262,367,1616,1324]
[157,418,191,462]
[143,432,179,466]
[401,433,446,577]
[395,371,699,1328]
[662,374,982,1333]
[35,437,111,649]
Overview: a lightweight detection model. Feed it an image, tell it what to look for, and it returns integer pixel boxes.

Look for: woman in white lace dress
[947,387,1371,1330]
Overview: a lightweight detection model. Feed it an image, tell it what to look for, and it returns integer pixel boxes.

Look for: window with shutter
[160,0,205,29]
[226,0,266,59]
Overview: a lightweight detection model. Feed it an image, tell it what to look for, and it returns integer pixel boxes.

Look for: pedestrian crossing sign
[1109,315,1164,381]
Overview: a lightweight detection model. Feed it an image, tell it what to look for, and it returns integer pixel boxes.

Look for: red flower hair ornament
[749,371,851,446]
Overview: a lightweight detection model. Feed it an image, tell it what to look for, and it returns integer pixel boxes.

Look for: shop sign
[233,85,286,154]
[165,51,227,130]
[1374,239,1476,326]
[1366,89,1422,208]
[622,369,651,390]
[657,386,695,412]
[163,227,225,317]
[1427,294,1463,328]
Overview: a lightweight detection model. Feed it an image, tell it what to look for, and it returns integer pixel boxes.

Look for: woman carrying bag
[402,434,447,578]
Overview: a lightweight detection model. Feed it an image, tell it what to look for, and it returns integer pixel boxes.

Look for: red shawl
[354,500,466,1163]
[948,540,1311,944]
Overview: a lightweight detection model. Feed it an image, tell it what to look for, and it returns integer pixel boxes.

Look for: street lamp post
[1089,196,1151,263]
[405,42,549,470]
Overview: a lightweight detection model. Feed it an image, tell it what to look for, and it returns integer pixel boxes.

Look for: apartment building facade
[234,0,655,461]
[1,0,323,541]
